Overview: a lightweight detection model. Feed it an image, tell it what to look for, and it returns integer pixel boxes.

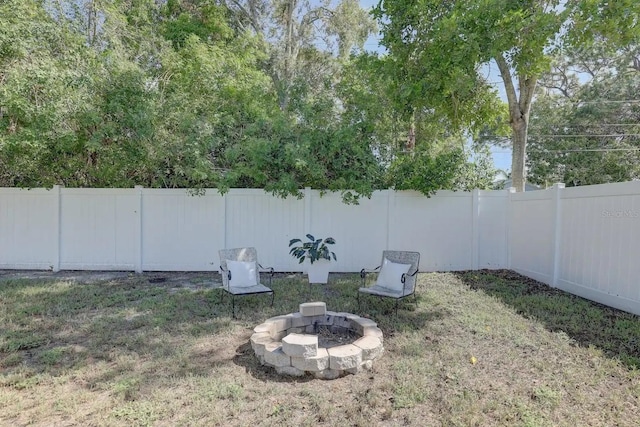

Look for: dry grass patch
[0,271,638,426]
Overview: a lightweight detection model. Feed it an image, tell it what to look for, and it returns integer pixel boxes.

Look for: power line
[491,148,640,153]
[550,124,640,127]
[576,100,640,104]
[530,134,640,138]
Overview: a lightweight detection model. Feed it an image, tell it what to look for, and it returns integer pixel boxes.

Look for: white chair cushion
[376,258,411,292]
[227,260,257,288]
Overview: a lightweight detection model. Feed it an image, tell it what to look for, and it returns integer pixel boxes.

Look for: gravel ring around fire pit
[250,302,384,380]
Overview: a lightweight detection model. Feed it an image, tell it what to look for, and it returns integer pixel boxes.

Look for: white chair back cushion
[376,258,411,292]
[227,260,257,288]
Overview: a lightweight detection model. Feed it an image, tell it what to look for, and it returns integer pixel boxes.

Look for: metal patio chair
[358,250,420,315]
[218,247,274,318]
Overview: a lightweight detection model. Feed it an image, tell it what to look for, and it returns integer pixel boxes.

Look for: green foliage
[386,147,464,196]
[455,145,498,191]
[288,234,337,264]
[161,0,234,48]
[528,47,640,187]
[374,0,640,191]
[0,0,495,199]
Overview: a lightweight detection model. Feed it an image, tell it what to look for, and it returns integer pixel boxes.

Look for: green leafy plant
[288,234,337,264]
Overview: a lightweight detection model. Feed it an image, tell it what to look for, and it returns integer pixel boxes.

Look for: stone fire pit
[250,302,384,380]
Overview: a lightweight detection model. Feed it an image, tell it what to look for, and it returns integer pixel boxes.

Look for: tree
[374,0,640,192]
[0,0,495,197]
[337,54,496,195]
[0,0,101,186]
[222,0,376,112]
[528,46,640,186]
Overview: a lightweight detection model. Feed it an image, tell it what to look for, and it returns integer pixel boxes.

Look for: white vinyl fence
[508,181,640,316]
[0,186,508,273]
[1,182,639,315]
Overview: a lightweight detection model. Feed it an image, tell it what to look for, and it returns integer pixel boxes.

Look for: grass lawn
[1,270,639,426]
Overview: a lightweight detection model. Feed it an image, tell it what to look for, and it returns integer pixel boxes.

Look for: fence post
[52,184,61,272]
[551,183,565,287]
[506,187,516,269]
[134,186,143,273]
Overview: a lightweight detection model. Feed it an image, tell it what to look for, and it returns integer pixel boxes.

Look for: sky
[358,0,513,173]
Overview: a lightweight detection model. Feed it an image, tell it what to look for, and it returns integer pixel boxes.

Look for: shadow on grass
[1,273,447,393]
[454,269,640,369]
[0,277,236,384]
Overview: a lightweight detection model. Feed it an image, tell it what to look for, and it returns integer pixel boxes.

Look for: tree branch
[518,72,538,118]
[494,54,520,120]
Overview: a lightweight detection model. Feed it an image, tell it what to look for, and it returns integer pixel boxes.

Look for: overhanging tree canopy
[374,0,640,191]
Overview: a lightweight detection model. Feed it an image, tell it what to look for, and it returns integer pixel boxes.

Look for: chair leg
[270,291,275,307]
[232,295,236,319]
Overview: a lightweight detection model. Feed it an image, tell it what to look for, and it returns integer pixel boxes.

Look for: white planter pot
[307,259,332,284]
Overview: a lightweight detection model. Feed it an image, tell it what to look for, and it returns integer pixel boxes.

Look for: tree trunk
[495,54,537,192]
[406,110,416,152]
[510,118,527,192]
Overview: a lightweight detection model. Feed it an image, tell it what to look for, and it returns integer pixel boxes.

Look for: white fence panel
[225,189,305,272]
[60,188,137,270]
[0,188,57,269]
[141,189,224,271]
[3,183,640,316]
[389,191,474,271]
[509,189,554,284]
[478,190,509,269]
[557,182,640,314]
[308,191,389,272]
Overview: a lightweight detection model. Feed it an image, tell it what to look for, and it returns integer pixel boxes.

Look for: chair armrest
[401,269,419,292]
[219,266,231,287]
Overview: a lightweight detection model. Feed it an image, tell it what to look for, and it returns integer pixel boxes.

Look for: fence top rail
[560,181,640,199]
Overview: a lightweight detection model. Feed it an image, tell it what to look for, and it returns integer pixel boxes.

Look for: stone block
[287,327,306,334]
[253,322,273,335]
[346,365,362,375]
[290,312,312,328]
[353,336,383,360]
[265,315,292,333]
[307,315,328,326]
[264,344,291,368]
[282,333,318,358]
[321,314,335,326]
[328,344,362,370]
[291,348,329,372]
[332,315,352,329]
[275,366,305,377]
[350,317,378,335]
[362,326,384,343]
[299,302,326,317]
[250,332,273,357]
[314,369,341,380]
[272,330,287,341]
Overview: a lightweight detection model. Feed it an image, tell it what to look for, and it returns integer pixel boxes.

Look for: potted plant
[288,234,337,284]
